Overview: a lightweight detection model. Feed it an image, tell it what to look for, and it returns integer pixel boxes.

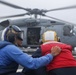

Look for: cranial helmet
[1,25,23,43]
[42,30,59,43]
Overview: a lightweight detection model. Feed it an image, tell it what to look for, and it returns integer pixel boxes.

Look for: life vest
[40,41,76,71]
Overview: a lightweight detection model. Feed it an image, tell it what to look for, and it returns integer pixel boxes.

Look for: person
[0,25,61,75]
[23,30,76,75]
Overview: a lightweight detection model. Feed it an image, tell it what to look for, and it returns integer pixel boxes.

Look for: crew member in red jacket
[23,30,76,75]
[40,30,76,75]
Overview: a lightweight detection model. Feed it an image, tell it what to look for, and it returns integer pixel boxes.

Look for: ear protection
[7,32,16,43]
[6,26,16,43]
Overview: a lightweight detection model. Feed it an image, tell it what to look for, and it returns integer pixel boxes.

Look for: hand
[51,46,61,56]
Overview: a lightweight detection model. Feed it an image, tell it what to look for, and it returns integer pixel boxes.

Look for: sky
[0,0,76,24]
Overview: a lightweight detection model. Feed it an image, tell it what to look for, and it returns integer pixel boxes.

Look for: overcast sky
[0,0,76,24]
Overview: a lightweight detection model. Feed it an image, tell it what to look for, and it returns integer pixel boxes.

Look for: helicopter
[0,0,76,50]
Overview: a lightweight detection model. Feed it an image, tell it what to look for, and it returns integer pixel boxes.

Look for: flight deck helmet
[1,25,23,43]
[42,30,59,43]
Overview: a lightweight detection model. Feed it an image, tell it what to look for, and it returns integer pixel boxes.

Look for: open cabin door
[27,27,41,47]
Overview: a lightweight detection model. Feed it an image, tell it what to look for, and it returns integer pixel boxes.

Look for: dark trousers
[22,66,48,75]
[0,72,25,75]
[8,72,25,75]
[48,67,76,75]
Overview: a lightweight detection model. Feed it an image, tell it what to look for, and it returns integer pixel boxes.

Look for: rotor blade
[44,14,76,25]
[0,13,27,19]
[0,0,31,11]
[46,5,76,12]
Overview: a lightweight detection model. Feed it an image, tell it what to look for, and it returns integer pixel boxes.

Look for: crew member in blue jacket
[0,25,61,75]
